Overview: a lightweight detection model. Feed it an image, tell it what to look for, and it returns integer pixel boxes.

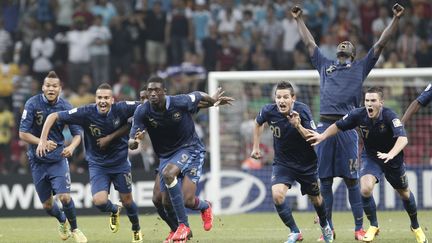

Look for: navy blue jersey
[255,101,317,172]
[58,101,139,167]
[311,47,379,115]
[336,107,406,166]
[130,92,204,158]
[19,94,82,163]
[416,83,432,107]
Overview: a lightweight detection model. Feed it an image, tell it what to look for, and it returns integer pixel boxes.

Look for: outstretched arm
[291,5,317,56]
[286,111,313,140]
[306,123,340,146]
[401,99,421,124]
[251,121,264,159]
[198,89,234,108]
[373,3,404,56]
[377,136,408,163]
[97,123,131,149]
[36,112,60,157]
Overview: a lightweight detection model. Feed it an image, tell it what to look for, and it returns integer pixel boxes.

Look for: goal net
[203,68,432,215]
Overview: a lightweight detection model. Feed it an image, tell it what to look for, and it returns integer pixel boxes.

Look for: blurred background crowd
[0,0,431,174]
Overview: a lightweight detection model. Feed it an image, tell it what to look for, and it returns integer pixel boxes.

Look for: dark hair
[97,82,112,90]
[275,81,295,96]
[147,76,165,88]
[365,87,384,99]
[46,71,59,79]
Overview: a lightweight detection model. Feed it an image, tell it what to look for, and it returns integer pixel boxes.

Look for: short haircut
[97,82,112,90]
[365,87,384,99]
[147,76,165,88]
[46,71,59,79]
[275,81,295,96]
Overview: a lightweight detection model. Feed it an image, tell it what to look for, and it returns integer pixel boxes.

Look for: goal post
[207,68,432,215]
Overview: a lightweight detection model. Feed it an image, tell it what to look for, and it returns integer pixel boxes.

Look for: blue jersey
[311,47,379,115]
[19,94,81,163]
[255,101,317,172]
[58,101,139,168]
[130,92,204,158]
[336,107,407,166]
[416,83,432,107]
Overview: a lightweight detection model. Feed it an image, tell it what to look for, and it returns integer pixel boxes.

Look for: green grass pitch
[0,211,430,242]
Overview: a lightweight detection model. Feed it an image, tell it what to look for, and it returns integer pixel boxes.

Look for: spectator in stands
[12,64,32,128]
[281,7,300,70]
[216,36,239,71]
[415,38,432,68]
[91,0,117,26]
[145,1,167,75]
[113,73,137,101]
[396,21,420,67]
[0,19,12,62]
[202,24,218,72]
[31,27,55,83]
[109,16,133,80]
[88,15,111,85]
[0,99,14,174]
[259,5,283,69]
[0,50,19,107]
[166,0,192,65]
[191,0,212,54]
[127,10,146,63]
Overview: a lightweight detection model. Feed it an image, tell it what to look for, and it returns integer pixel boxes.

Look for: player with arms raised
[37,83,143,243]
[251,81,333,243]
[19,71,87,243]
[307,87,428,243]
[292,3,405,240]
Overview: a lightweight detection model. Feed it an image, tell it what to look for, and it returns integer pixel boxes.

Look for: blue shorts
[89,164,132,195]
[316,121,359,179]
[159,146,205,192]
[360,154,408,189]
[272,164,320,196]
[30,159,71,203]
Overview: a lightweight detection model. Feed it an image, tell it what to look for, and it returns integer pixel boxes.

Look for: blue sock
[313,200,328,228]
[402,192,419,229]
[124,201,140,231]
[156,204,178,231]
[46,202,66,223]
[167,179,189,227]
[165,206,179,231]
[320,178,334,229]
[362,195,378,227]
[347,183,363,231]
[95,200,118,214]
[192,197,209,211]
[275,200,299,233]
[62,199,77,230]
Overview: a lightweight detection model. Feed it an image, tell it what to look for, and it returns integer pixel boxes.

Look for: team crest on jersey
[392,118,402,127]
[379,123,386,132]
[113,117,120,128]
[172,112,182,121]
[326,65,336,74]
[148,118,158,128]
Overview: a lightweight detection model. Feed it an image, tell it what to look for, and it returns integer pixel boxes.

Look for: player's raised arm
[198,90,234,108]
[251,119,264,159]
[291,5,317,57]
[401,99,421,124]
[36,112,60,157]
[373,3,404,56]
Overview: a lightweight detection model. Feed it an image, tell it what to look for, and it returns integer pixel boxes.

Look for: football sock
[402,192,419,229]
[156,203,178,231]
[95,200,118,214]
[62,199,77,230]
[46,202,66,223]
[124,201,141,231]
[347,183,363,231]
[320,178,334,229]
[362,195,378,227]
[192,197,209,211]
[166,177,189,227]
[275,200,300,233]
[313,201,328,228]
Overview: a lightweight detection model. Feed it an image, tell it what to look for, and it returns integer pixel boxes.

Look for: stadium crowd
[0,0,432,174]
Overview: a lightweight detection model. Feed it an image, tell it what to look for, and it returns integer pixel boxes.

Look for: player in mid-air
[37,83,143,243]
[292,3,405,240]
[19,71,87,243]
[251,81,333,243]
[401,83,432,124]
[128,76,234,243]
[307,87,428,243]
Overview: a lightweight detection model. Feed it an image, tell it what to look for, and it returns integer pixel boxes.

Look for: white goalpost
[206,68,432,215]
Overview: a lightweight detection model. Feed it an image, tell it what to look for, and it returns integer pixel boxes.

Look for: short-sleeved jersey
[311,47,379,115]
[255,101,317,172]
[416,83,432,107]
[336,107,406,166]
[130,92,204,158]
[19,94,82,163]
[58,101,139,167]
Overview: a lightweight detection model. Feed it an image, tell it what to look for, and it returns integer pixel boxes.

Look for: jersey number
[360,128,369,139]
[269,125,281,138]
[89,125,101,137]
[36,113,44,125]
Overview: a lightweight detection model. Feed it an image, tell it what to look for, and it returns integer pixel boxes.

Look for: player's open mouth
[367,107,374,115]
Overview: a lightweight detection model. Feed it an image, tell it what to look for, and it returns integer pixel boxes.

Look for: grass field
[0,211,430,242]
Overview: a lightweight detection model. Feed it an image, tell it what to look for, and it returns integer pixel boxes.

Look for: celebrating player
[251,81,333,243]
[36,83,143,243]
[128,76,233,243]
[307,87,428,243]
[292,3,405,240]
[19,71,87,243]
[401,83,432,124]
